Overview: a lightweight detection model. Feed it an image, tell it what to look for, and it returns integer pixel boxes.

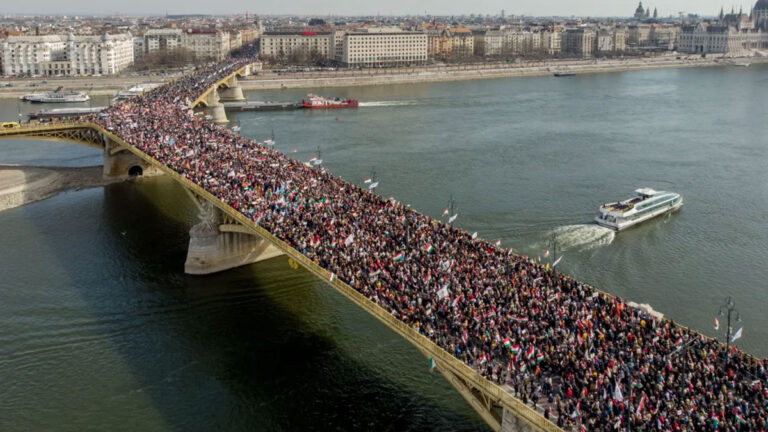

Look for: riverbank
[0,75,171,98]
[0,165,120,212]
[240,56,768,89]
[1,56,765,97]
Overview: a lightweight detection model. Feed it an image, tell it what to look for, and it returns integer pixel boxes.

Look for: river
[1,64,767,431]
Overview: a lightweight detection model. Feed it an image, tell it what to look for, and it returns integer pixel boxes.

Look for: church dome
[756,0,768,10]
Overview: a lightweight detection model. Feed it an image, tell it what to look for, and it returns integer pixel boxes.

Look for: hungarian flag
[734,410,748,425]
[480,354,488,366]
[328,272,336,282]
[520,363,527,373]
[526,345,535,360]
[495,239,502,247]
[535,351,545,363]
[290,148,297,153]
[674,336,683,348]
[423,272,432,284]
[452,296,462,309]
[461,330,468,345]
[577,332,584,345]
[571,401,580,418]
[510,345,521,355]
[393,252,405,262]
[364,178,372,184]
[636,395,647,416]
[714,317,719,330]
[442,208,449,216]
[544,249,550,257]
[424,244,435,253]
[503,338,511,349]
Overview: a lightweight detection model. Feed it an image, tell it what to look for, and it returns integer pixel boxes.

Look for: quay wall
[241,57,768,90]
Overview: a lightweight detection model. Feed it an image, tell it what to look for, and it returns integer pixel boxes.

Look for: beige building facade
[259,31,332,61]
[341,28,427,67]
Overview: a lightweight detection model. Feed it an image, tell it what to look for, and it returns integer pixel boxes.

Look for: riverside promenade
[240,55,768,90]
[3,57,766,431]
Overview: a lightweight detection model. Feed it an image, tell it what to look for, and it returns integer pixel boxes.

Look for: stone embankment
[240,56,768,90]
[0,165,119,212]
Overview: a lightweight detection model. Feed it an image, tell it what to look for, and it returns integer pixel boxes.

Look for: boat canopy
[635,187,658,197]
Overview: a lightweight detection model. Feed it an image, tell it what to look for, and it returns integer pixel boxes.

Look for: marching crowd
[89,59,767,431]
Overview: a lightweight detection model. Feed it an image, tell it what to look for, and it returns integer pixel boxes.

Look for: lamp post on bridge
[718,296,741,369]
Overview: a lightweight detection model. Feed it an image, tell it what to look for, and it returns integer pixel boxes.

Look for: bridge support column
[218,76,246,102]
[184,202,284,275]
[203,89,229,124]
[102,135,161,179]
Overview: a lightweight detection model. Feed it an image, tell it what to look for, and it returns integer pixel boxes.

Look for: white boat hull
[595,200,683,231]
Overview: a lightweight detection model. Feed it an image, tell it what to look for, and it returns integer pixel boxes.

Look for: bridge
[1,60,764,432]
[0,62,558,432]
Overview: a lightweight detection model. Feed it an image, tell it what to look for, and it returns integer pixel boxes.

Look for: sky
[2,0,752,18]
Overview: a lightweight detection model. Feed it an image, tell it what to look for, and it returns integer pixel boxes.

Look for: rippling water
[1,65,767,430]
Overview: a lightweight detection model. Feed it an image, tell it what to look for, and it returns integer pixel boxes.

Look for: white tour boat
[595,188,683,231]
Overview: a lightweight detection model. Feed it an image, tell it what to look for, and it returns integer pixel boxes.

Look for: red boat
[302,94,359,109]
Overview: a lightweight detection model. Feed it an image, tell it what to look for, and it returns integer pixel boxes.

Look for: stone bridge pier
[218,76,246,102]
[184,200,284,275]
[203,88,229,124]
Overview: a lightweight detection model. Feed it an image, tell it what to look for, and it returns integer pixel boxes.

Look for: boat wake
[547,224,616,252]
[358,100,419,107]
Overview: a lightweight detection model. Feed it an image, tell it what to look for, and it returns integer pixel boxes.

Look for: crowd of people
[88,58,767,431]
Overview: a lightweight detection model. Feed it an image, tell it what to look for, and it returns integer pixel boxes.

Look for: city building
[447,28,474,59]
[473,30,503,57]
[503,30,542,56]
[562,27,595,57]
[340,27,427,67]
[181,29,230,61]
[1,35,65,75]
[62,33,134,75]
[678,1,768,55]
[259,30,332,62]
[540,29,563,55]
[1,33,133,76]
[143,28,183,54]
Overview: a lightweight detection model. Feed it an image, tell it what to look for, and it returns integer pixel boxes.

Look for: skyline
[0,0,756,19]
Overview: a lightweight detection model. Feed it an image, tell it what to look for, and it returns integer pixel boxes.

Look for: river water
[1,65,767,431]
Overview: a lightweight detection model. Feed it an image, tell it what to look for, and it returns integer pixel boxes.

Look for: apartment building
[448,28,474,58]
[259,31,332,61]
[144,28,183,53]
[181,29,230,61]
[1,35,65,75]
[562,28,595,57]
[1,33,133,76]
[340,27,427,67]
